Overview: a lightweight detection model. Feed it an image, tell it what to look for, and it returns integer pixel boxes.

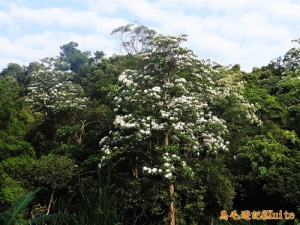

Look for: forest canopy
[1,24,300,225]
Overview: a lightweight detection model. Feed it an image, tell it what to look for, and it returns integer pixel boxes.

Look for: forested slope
[1,24,300,225]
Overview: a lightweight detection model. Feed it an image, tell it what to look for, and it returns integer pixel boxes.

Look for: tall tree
[282,38,300,71]
[99,34,257,224]
[111,22,157,55]
[111,23,157,70]
[59,42,90,73]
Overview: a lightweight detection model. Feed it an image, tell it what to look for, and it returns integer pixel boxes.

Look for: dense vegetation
[1,24,300,225]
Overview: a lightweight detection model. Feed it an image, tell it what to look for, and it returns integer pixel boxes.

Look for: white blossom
[26,57,87,114]
[98,33,260,184]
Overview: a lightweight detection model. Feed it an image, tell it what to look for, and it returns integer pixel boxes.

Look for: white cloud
[0,0,299,72]
[0,57,28,71]
[0,11,13,26]
[8,4,127,32]
[0,31,120,68]
[87,0,122,14]
[0,3,129,69]
[267,1,300,21]
[85,0,299,71]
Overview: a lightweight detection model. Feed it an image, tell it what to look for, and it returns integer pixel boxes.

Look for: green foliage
[1,188,40,225]
[0,76,36,207]
[34,154,76,191]
[282,38,300,71]
[3,27,300,224]
[74,171,116,224]
[0,173,25,204]
[26,213,73,225]
[60,42,89,73]
[111,22,157,55]
[32,154,77,218]
[27,62,42,75]
[0,63,28,89]
[79,55,135,102]
[111,23,157,71]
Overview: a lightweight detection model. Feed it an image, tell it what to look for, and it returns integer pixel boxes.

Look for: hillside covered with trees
[1,24,300,225]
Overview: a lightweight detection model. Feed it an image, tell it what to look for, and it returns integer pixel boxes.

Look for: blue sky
[0,0,300,72]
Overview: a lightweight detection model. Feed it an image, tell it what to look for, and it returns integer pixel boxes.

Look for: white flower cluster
[143,166,162,174]
[208,66,263,125]
[202,132,228,152]
[99,136,108,144]
[101,145,111,155]
[165,172,172,178]
[152,86,161,92]
[118,72,136,86]
[162,152,194,178]
[173,122,185,130]
[26,59,87,114]
[151,120,165,130]
[163,152,180,161]
[160,110,170,118]
[231,92,262,125]
[99,33,250,180]
[143,165,172,178]
[114,115,139,128]
[175,78,187,83]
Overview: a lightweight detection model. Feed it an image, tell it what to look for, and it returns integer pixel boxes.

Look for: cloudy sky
[1,0,299,72]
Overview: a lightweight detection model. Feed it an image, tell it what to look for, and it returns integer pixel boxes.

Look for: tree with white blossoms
[99,34,260,224]
[282,38,300,71]
[26,57,88,115]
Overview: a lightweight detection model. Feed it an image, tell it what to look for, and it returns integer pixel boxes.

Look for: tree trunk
[164,132,169,146]
[130,155,139,178]
[164,132,175,225]
[169,183,175,225]
[47,190,54,215]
